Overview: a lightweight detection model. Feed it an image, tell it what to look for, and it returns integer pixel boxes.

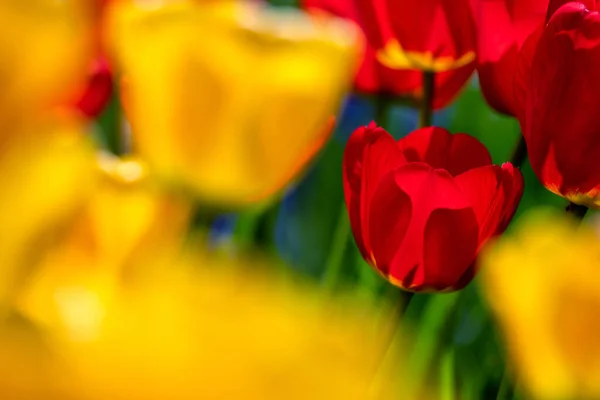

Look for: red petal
[421,206,479,291]
[431,64,475,109]
[397,127,492,176]
[73,58,113,118]
[384,0,476,59]
[527,4,600,195]
[478,46,520,116]
[343,124,406,259]
[495,163,525,233]
[454,163,524,246]
[513,25,543,132]
[476,0,546,116]
[546,0,598,22]
[367,170,412,275]
[371,163,477,291]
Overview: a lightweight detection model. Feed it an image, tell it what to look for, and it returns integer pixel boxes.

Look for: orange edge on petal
[564,189,600,209]
[245,116,336,204]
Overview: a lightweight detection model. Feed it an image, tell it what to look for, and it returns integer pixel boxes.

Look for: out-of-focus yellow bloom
[0,0,93,127]
[0,119,96,306]
[16,153,193,333]
[107,0,361,207]
[481,209,600,400]
[7,253,403,400]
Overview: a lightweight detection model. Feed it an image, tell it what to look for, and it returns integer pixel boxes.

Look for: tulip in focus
[107,0,361,207]
[343,123,523,291]
[515,1,600,207]
[476,0,547,116]
[303,0,478,108]
[481,209,600,399]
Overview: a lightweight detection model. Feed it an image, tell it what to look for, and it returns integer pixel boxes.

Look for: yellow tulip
[0,0,93,128]
[0,119,96,307]
[480,209,600,400]
[6,251,404,400]
[16,153,193,334]
[107,0,361,207]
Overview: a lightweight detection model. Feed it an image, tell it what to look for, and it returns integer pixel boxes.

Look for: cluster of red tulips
[302,0,600,292]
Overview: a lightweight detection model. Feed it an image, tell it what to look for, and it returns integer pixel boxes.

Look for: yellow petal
[16,153,193,334]
[480,209,600,399]
[58,255,403,400]
[0,0,93,126]
[108,0,361,207]
[0,119,96,306]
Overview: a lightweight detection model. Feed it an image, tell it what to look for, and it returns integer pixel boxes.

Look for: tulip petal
[496,163,525,234]
[513,24,543,132]
[372,162,477,291]
[422,206,479,291]
[73,58,113,118]
[397,127,492,176]
[343,124,406,259]
[546,0,598,22]
[478,45,520,116]
[367,170,412,273]
[454,163,524,245]
[527,4,600,196]
[476,0,547,116]
[431,65,476,109]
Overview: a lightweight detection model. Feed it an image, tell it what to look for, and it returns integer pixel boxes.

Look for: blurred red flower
[72,57,113,118]
[515,1,600,207]
[302,0,477,109]
[476,0,547,116]
[343,124,523,292]
[67,0,114,118]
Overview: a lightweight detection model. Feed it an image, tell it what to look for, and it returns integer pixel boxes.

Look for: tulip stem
[419,71,436,128]
[98,86,127,155]
[566,202,588,220]
[375,94,392,128]
[495,369,514,400]
[322,204,351,291]
[509,136,528,168]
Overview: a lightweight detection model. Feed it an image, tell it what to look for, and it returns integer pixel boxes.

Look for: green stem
[233,201,280,253]
[566,202,588,220]
[97,87,124,155]
[375,94,392,128]
[441,348,456,400]
[509,135,528,169]
[496,369,515,400]
[419,71,436,128]
[405,292,461,397]
[321,205,351,291]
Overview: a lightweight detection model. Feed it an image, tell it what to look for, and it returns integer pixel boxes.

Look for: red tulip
[302,0,477,108]
[343,124,523,292]
[515,2,600,207]
[476,0,547,116]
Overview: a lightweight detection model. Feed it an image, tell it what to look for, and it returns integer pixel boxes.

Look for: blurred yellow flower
[0,0,94,127]
[107,0,361,207]
[6,253,403,400]
[16,153,192,334]
[0,119,96,307]
[481,209,600,400]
